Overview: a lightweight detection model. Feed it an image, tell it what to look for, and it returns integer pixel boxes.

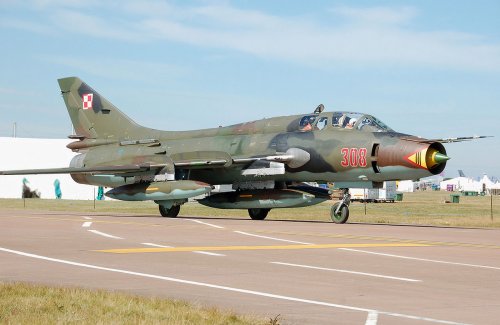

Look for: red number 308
[341,148,367,167]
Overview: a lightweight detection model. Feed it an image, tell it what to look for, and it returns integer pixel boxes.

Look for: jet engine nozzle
[378,140,449,175]
[403,142,449,175]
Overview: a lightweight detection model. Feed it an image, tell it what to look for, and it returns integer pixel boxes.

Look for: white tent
[439,177,482,192]
[440,172,500,192]
[397,180,416,192]
[0,137,96,199]
[479,174,496,190]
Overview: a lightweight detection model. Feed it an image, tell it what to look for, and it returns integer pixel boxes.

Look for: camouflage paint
[1,77,458,221]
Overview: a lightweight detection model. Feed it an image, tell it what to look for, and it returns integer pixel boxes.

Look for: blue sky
[0,0,499,178]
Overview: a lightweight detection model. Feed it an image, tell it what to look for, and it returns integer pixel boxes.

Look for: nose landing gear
[331,188,350,224]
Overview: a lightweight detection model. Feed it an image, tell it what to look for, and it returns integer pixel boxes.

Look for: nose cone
[419,143,449,174]
[427,150,450,168]
[433,152,450,164]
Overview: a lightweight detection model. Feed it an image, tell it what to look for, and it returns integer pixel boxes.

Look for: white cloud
[42,56,190,81]
[8,1,500,72]
[0,18,53,35]
[51,9,144,42]
[330,6,418,25]
[121,1,175,18]
[139,3,500,72]
[32,0,102,9]
[135,5,500,72]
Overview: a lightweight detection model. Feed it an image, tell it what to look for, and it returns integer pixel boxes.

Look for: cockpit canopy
[299,112,393,132]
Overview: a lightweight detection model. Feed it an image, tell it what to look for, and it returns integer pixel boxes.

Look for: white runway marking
[193,251,226,257]
[189,220,224,229]
[339,248,500,271]
[82,222,92,228]
[83,217,93,220]
[234,231,313,245]
[141,243,173,248]
[271,262,421,282]
[0,246,468,325]
[88,230,123,239]
[365,311,379,325]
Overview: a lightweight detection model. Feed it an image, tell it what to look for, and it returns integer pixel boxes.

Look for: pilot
[301,122,312,132]
[300,116,314,131]
[346,118,357,129]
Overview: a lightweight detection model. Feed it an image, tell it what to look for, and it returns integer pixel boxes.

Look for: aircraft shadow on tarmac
[36,210,493,230]
[60,212,493,230]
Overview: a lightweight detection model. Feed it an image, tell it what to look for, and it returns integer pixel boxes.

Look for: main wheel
[330,202,349,224]
[248,208,270,220]
[159,205,180,218]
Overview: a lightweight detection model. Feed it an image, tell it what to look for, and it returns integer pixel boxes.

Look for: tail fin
[58,77,145,139]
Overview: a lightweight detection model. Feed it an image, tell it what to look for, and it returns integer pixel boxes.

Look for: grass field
[1,191,498,228]
[0,282,271,325]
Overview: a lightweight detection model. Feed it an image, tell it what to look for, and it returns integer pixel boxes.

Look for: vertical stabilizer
[58,77,144,139]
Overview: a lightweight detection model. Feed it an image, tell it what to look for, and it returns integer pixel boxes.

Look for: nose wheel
[331,188,350,224]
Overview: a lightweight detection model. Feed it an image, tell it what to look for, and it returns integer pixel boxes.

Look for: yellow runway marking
[96,243,431,254]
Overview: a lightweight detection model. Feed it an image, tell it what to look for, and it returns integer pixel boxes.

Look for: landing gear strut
[330,188,350,224]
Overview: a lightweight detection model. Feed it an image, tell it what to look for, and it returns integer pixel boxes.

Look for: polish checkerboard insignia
[82,93,93,110]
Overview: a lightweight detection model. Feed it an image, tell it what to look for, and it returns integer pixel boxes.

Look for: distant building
[0,137,96,200]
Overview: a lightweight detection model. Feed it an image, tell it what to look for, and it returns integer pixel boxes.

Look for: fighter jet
[0,77,490,223]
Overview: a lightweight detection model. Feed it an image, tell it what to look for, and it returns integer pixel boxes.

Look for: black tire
[159,205,180,218]
[330,202,349,224]
[248,208,270,220]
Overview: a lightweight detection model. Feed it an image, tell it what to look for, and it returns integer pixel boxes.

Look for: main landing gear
[248,208,271,220]
[330,188,350,224]
[156,199,187,218]
[159,204,180,218]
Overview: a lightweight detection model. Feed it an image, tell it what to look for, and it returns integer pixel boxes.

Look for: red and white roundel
[82,93,93,110]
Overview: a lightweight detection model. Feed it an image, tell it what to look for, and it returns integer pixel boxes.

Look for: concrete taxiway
[1,208,500,324]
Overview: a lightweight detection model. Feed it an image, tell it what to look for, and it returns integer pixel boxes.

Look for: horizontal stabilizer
[0,164,169,176]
